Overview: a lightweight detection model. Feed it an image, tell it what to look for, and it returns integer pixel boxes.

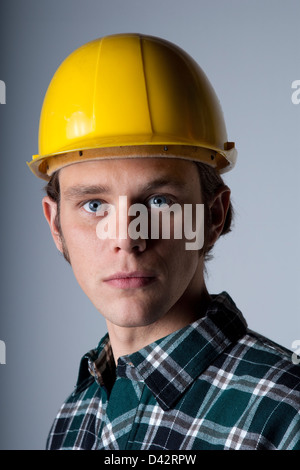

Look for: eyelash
[81,199,106,214]
[146,195,173,208]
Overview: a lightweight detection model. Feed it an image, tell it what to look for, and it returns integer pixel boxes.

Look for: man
[28,34,300,450]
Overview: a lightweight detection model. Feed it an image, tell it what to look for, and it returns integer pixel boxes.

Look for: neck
[106,284,211,364]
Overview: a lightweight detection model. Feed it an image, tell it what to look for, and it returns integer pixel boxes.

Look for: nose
[115,197,147,253]
[113,234,147,253]
[97,197,148,254]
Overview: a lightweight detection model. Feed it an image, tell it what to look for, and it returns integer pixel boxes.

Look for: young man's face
[43,157,208,331]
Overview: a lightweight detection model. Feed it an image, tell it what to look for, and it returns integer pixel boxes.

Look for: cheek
[61,218,105,274]
[156,238,200,282]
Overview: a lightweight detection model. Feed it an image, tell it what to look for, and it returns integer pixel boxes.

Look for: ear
[208,186,231,247]
[42,196,63,253]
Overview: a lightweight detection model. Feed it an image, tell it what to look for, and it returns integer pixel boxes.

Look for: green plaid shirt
[46,292,300,450]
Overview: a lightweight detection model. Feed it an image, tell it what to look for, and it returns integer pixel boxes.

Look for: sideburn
[55,206,71,265]
[45,171,71,264]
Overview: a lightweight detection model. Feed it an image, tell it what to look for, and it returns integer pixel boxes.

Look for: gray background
[0,0,299,450]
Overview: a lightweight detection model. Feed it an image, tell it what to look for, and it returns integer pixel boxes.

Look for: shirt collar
[74,292,247,410]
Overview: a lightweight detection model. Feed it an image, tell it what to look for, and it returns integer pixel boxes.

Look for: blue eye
[83,200,102,213]
[148,195,171,208]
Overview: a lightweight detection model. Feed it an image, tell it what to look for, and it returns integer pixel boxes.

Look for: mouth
[103,271,157,289]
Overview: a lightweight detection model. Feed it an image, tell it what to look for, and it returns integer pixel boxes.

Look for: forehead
[58,157,200,189]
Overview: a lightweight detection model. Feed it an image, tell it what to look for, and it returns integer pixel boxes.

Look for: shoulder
[222,328,300,407]
[208,329,300,449]
[239,329,299,374]
[211,327,300,410]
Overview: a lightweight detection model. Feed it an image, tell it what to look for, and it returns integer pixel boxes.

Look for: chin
[99,298,165,329]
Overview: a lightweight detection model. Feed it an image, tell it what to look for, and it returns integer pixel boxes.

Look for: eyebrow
[63,177,188,200]
[63,184,110,200]
[142,177,188,193]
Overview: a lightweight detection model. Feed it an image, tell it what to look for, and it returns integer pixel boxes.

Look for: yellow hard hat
[28,33,237,180]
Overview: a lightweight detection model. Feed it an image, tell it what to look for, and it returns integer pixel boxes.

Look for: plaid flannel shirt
[46,292,300,450]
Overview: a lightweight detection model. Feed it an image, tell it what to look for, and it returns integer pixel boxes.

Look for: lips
[103,271,156,289]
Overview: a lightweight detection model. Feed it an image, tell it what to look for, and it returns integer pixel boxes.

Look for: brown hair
[45,170,61,234]
[45,162,234,262]
[195,162,233,261]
